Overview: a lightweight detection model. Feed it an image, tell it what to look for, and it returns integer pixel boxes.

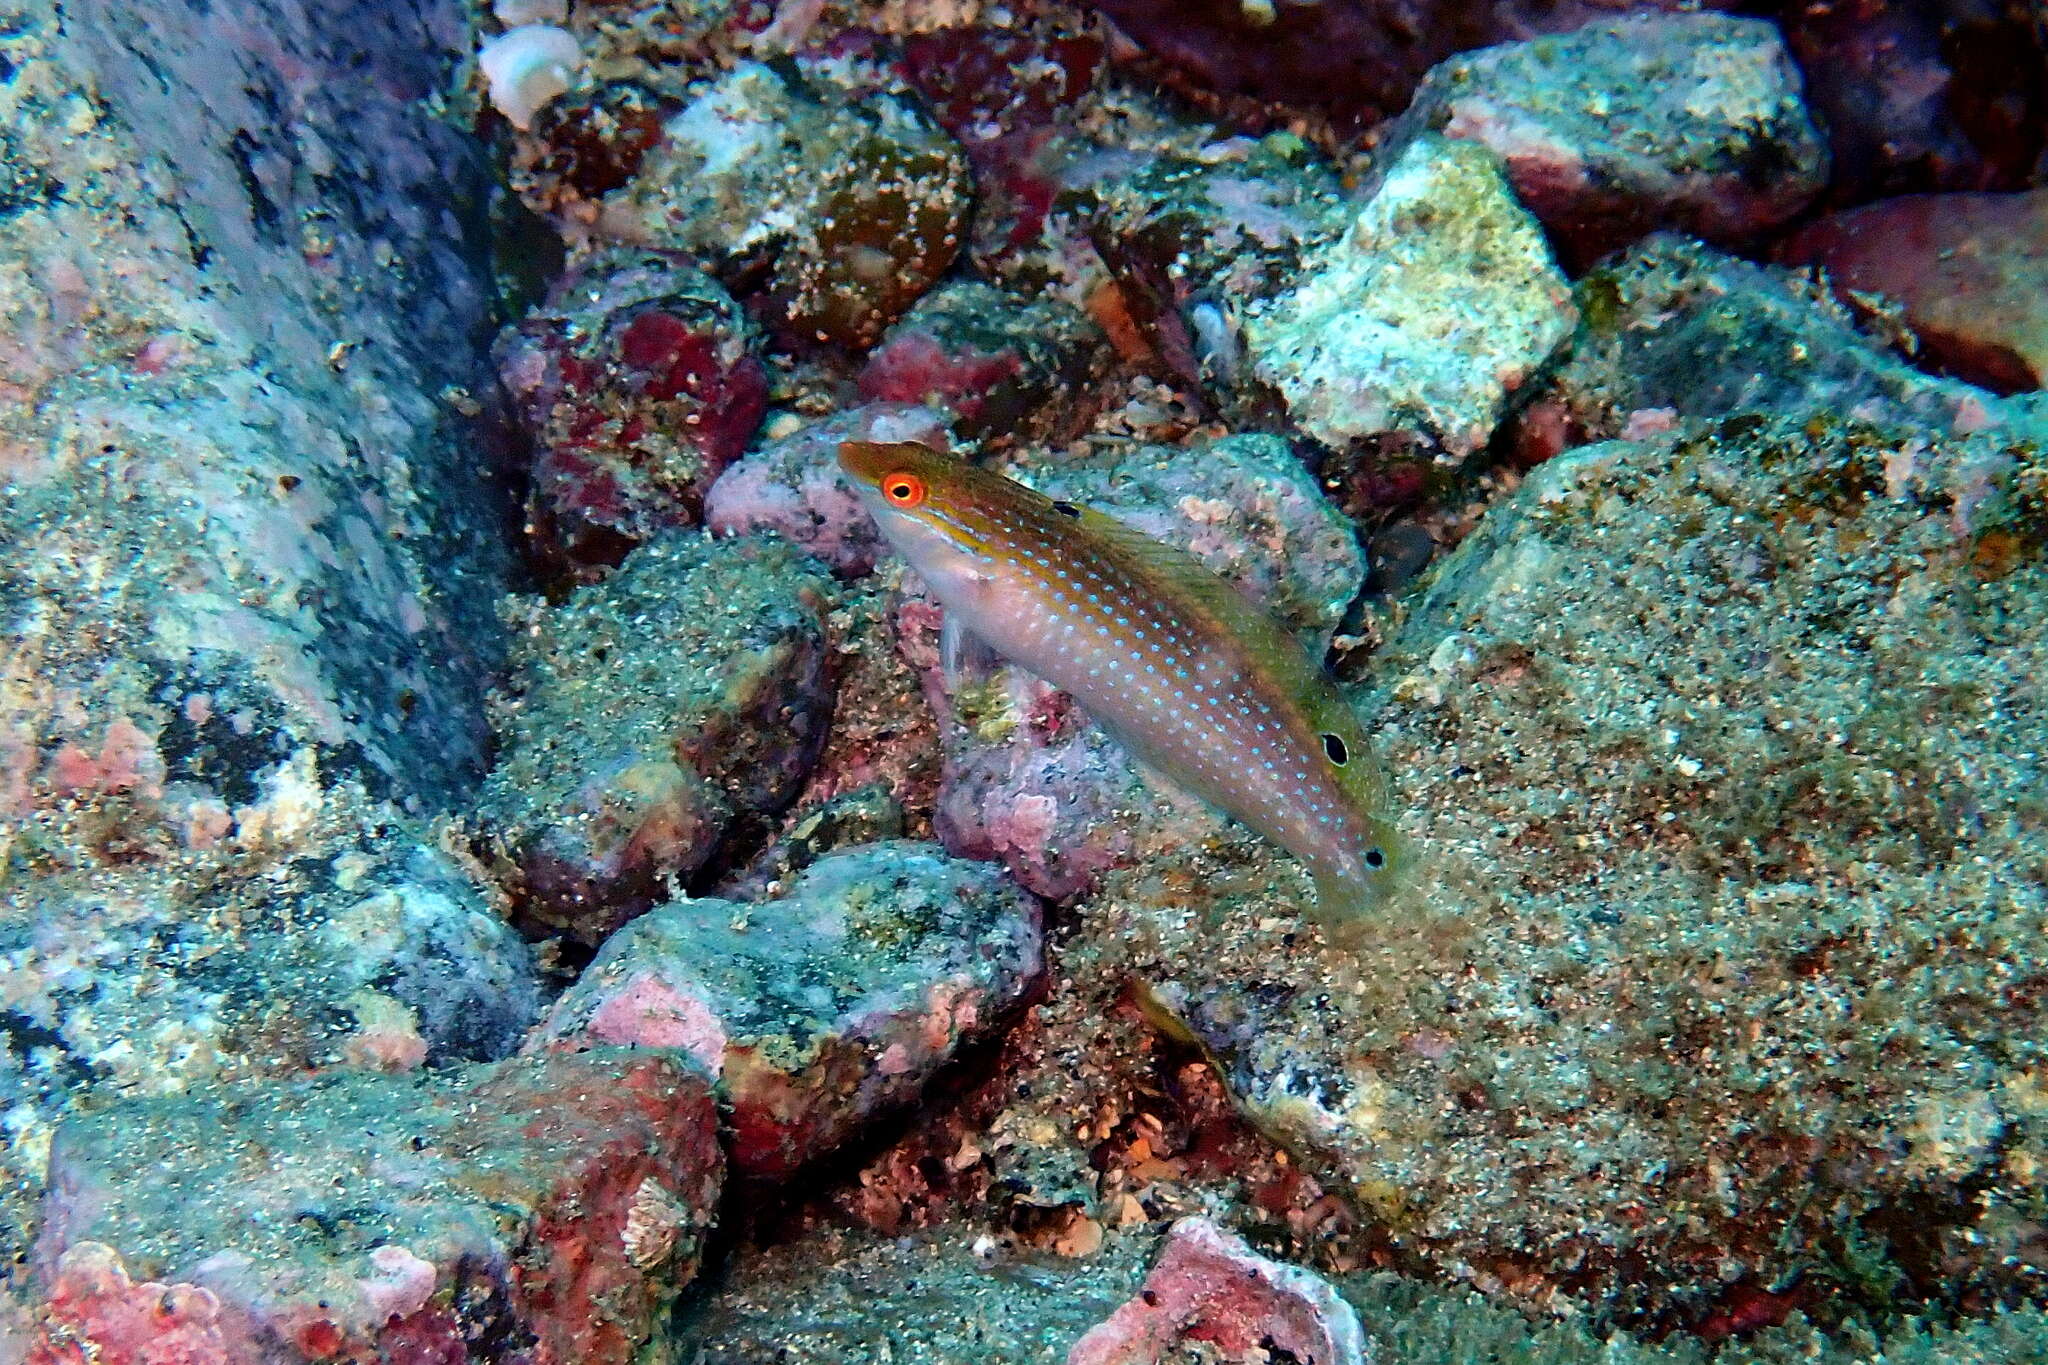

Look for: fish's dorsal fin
[1064,501,1321,693]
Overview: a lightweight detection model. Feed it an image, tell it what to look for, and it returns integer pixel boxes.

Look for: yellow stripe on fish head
[838,440,1049,576]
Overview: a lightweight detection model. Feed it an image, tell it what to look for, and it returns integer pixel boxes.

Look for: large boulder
[1110,415,2048,1308]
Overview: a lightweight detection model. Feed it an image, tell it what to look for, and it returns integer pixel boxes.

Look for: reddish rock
[1779,189,2048,393]
[1066,1218,1365,1365]
[899,25,1104,267]
[478,534,835,943]
[497,247,768,570]
[858,281,1106,443]
[704,405,951,577]
[31,1052,721,1365]
[530,841,1042,1180]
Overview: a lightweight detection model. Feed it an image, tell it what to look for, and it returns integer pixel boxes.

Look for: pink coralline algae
[1066,1218,1365,1365]
[858,281,1107,443]
[31,1052,722,1365]
[530,841,1043,1180]
[28,1245,235,1365]
[496,247,768,570]
[1779,189,2048,394]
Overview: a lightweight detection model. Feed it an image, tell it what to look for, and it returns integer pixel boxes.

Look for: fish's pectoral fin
[940,611,1004,690]
[1309,867,1381,949]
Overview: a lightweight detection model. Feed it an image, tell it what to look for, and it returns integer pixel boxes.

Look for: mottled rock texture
[1399,12,1827,267]
[34,1051,721,1364]
[612,59,970,350]
[0,0,536,1270]
[859,281,1106,444]
[680,1222,1155,1364]
[1539,235,2020,451]
[497,247,768,571]
[534,841,1042,1179]
[1120,416,2048,1309]
[1245,135,1575,460]
[478,533,836,943]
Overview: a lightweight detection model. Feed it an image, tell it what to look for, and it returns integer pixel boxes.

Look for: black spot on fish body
[1364,847,1385,869]
[1051,500,1081,518]
[1321,732,1348,765]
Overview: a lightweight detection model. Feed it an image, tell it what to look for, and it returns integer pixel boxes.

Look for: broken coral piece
[479,24,582,131]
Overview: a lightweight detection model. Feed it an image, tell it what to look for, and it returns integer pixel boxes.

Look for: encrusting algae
[840,439,1410,935]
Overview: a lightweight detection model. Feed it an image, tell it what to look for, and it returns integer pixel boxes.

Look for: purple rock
[705,405,951,578]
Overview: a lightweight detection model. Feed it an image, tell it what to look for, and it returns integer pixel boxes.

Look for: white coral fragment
[478,25,582,132]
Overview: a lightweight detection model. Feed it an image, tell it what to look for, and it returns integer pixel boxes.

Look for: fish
[838,438,1410,933]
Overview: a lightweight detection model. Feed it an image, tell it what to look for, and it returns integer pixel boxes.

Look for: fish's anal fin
[940,611,1004,691]
[1128,753,1210,818]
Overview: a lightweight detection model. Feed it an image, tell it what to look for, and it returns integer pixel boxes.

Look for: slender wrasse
[839,439,1409,932]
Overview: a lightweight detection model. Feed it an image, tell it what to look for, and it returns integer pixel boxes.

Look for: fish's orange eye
[882,472,927,507]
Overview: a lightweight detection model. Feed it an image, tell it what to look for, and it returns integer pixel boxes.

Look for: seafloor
[1,0,2046,1361]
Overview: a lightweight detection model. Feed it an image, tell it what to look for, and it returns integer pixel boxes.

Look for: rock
[678,1222,1155,1363]
[610,60,971,350]
[771,582,946,840]
[705,405,952,578]
[713,782,906,902]
[478,534,835,943]
[897,24,1106,271]
[1778,190,2048,394]
[1781,0,2047,204]
[1067,1218,1365,1365]
[1080,0,1707,128]
[1244,134,1576,461]
[922,436,1364,902]
[1398,13,1827,267]
[858,281,1107,443]
[32,1050,721,1365]
[496,247,768,571]
[531,841,1043,1179]
[1541,234,2025,448]
[0,0,524,1265]
[1043,132,1346,413]
[1110,416,2048,1304]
